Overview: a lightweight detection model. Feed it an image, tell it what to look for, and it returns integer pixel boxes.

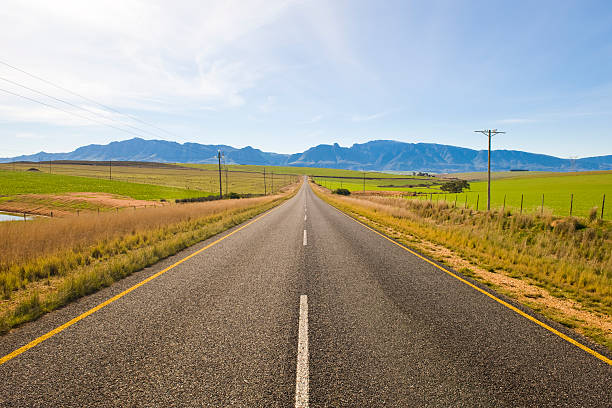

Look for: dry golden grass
[0,186,296,333]
[313,182,612,350]
[1,196,273,268]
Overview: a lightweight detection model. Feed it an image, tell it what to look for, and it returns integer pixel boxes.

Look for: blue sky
[0,0,611,158]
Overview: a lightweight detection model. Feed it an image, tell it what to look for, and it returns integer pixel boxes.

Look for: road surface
[0,179,610,407]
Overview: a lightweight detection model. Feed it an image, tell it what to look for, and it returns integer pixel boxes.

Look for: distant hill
[2,138,611,172]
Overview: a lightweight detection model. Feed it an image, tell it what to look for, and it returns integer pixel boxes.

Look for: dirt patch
[0,193,164,217]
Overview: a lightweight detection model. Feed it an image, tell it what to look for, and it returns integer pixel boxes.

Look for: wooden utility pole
[474,129,505,211]
[263,168,267,195]
[217,150,223,198]
[109,160,112,180]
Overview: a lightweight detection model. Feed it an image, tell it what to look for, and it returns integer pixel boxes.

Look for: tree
[440,179,470,193]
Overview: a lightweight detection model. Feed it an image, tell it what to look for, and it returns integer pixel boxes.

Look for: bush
[588,207,598,222]
[333,188,351,196]
[440,179,470,193]
[175,195,221,203]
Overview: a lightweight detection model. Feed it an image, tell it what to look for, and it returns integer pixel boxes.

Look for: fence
[406,191,609,220]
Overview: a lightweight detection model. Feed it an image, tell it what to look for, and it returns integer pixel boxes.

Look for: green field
[0,171,209,201]
[181,163,410,178]
[316,171,612,219]
[0,162,303,196]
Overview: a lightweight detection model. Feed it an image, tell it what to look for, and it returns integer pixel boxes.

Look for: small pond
[0,212,30,222]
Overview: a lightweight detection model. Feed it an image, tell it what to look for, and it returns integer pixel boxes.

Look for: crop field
[0,161,300,197]
[311,174,438,192]
[315,171,612,219]
[0,171,207,201]
[182,163,412,178]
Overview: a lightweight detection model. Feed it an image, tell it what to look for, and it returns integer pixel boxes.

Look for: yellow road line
[329,203,612,366]
[0,206,278,367]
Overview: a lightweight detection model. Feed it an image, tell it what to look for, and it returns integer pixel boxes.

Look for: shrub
[333,188,351,196]
[440,179,470,193]
[588,207,598,222]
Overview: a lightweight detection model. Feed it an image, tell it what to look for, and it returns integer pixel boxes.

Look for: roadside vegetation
[312,181,612,351]
[0,187,296,334]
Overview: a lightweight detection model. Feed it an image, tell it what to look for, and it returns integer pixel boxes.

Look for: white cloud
[350,111,389,122]
[0,0,297,126]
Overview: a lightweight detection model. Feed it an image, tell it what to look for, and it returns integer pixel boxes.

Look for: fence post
[602,194,606,220]
[570,194,573,217]
[50,211,53,218]
[503,194,506,212]
[520,194,523,214]
[454,195,457,208]
[77,210,80,216]
[476,194,479,211]
[23,212,26,221]
[465,195,468,209]
[541,194,544,215]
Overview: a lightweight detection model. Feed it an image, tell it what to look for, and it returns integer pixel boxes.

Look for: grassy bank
[312,182,612,351]
[0,188,295,333]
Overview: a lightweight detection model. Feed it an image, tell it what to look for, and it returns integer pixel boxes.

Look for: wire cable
[0,76,168,140]
[0,59,177,138]
[0,87,153,139]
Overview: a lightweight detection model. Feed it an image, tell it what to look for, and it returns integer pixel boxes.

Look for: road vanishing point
[0,179,610,407]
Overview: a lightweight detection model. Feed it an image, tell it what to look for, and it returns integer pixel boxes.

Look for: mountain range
[2,138,611,173]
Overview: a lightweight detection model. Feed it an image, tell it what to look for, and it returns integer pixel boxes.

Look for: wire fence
[312,176,610,220]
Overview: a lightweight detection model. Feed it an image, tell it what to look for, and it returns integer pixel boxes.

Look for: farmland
[314,170,612,219]
[0,161,300,197]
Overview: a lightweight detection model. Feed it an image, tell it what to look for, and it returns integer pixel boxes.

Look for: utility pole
[263,168,267,195]
[474,129,505,211]
[223,154,228,196]
[109,160,112,180]
[217,150,223,198]
[271,170,274,194]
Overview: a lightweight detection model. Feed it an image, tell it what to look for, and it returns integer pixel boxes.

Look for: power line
[0,59,177,139]
[0,87,155,140]
[0,75,166,140]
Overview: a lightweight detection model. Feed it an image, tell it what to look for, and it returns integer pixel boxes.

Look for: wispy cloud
[299,114,324,124]
[350,111,390,122]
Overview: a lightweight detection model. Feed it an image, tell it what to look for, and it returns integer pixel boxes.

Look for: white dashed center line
[303,230,307,246]
[295,295,309,408]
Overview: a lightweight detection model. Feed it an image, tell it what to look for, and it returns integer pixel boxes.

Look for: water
[0,212,29,221]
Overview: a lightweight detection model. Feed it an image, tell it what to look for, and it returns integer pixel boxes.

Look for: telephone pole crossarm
[474,129,506,211]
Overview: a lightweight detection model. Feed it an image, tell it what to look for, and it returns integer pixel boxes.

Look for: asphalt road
[0,179,610,407]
